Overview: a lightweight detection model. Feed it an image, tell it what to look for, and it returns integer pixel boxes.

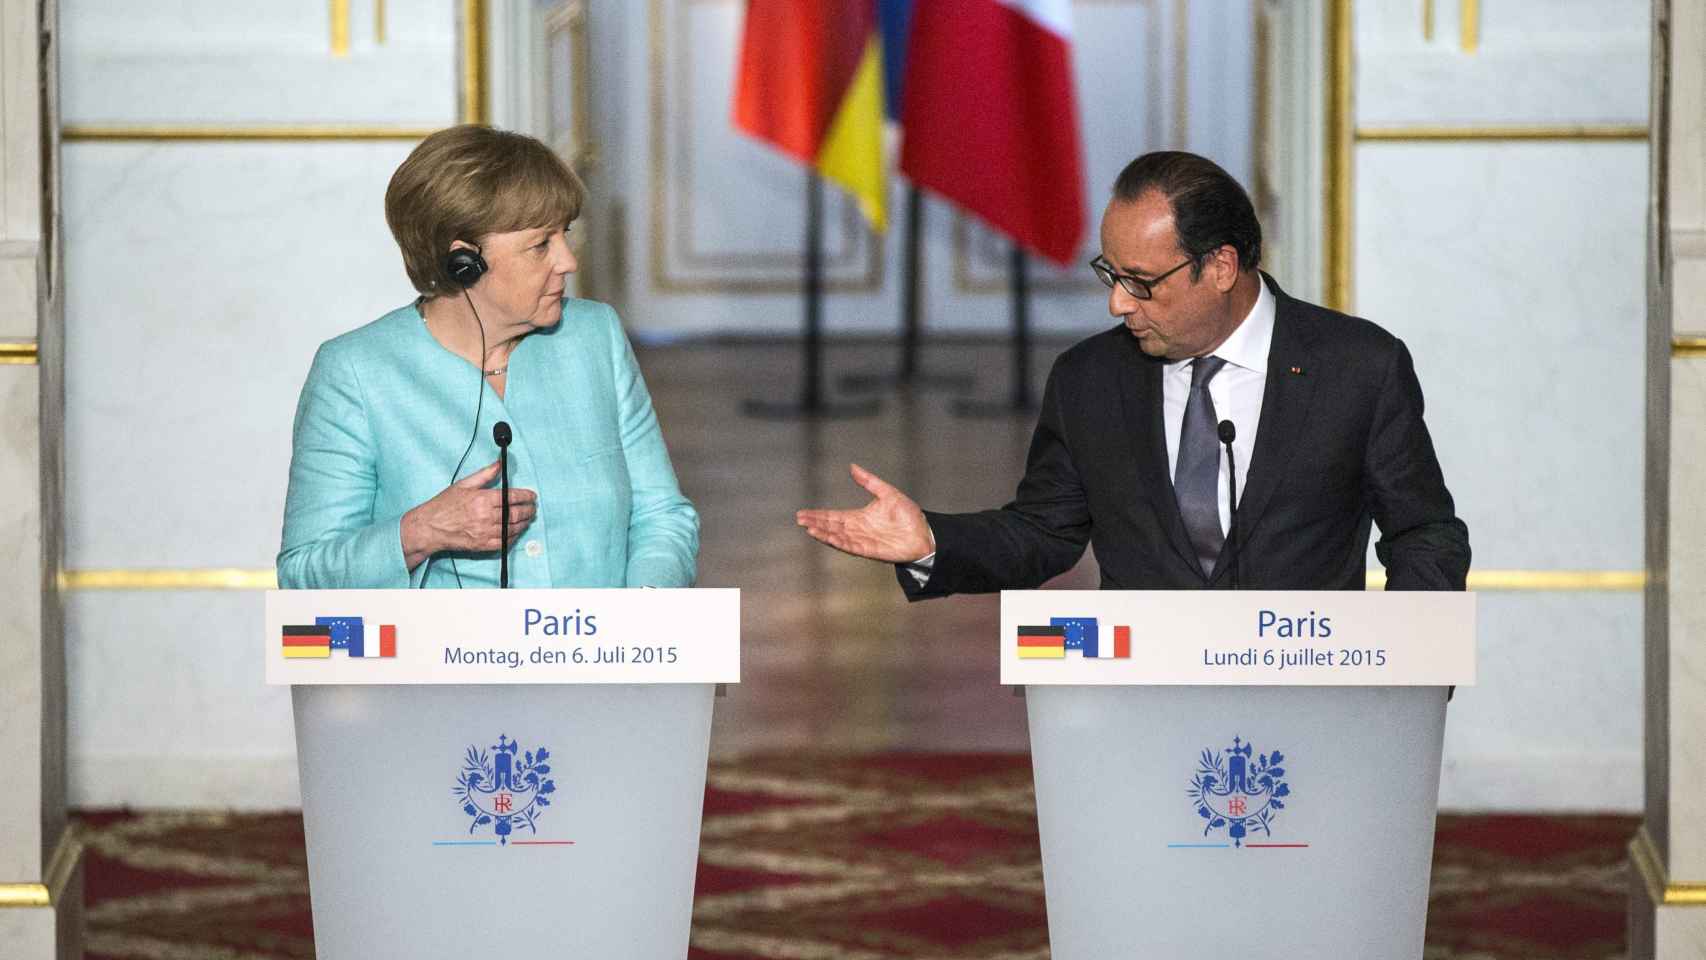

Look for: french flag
[899,0,1086,266]
[1051,617,1132,659]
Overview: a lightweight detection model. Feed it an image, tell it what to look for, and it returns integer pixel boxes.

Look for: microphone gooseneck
[1218,419,1238,591]
[494,421,512,589]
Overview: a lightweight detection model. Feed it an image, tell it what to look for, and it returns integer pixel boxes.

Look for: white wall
[1349,0,1649,810]
[60,0,458,807]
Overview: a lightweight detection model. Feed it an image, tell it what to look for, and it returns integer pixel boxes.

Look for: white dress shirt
[1163,276,1274,536]
[908,277,1276,574]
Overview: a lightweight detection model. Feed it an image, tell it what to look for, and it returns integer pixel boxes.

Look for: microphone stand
[1219,420,1239,590]
[494,421,512,589]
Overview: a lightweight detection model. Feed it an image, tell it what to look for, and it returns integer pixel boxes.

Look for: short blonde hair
[384,125,586,296]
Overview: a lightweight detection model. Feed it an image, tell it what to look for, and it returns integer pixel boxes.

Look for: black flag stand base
[839,187,975,395]
[953,242,1035,418]
[744,172,880,421]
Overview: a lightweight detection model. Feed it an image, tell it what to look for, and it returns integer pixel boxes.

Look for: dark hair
[385,125,586,297]
[1111,151,1261,276]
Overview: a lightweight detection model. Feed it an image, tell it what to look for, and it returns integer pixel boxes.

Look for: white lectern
[266,589,739,958]
[1002,590,1476,959]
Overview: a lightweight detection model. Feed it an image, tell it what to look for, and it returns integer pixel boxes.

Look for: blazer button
[524,539,544,558]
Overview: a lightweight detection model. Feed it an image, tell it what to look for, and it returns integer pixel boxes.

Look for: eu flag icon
[1050,617,1099,658]
[315,617,365,657]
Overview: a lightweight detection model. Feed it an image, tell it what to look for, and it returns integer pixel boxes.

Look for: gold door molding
[0,341,38,364]
[0,829,82,909]
[1357,124,1648,142]
[1629,827,1706,906]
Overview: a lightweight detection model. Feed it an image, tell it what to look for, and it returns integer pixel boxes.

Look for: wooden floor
[636,338,1100,758]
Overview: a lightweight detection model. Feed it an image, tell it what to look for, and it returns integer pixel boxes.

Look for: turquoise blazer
[278,298,699,589]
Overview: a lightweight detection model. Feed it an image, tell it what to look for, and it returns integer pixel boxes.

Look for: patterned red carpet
[76,754,1633,959]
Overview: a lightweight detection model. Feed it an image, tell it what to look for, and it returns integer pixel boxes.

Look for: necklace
[484,366,507,377]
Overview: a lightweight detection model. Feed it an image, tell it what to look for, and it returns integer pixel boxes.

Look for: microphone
[1217,420,1239,590]
[494,421,512,589]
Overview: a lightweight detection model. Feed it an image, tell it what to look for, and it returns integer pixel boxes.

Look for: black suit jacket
[902,275,1470,596]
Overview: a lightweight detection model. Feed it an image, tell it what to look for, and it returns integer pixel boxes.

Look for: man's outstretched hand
[796,463,934,563]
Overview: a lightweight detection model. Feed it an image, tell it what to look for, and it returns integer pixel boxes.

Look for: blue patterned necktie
[1175,356,1228,578]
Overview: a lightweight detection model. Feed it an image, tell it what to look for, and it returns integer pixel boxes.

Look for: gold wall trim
[1357,124,1649,143]
[461,0,488,125]
[1459,0,1478,53]
[64,125,440,142]
[0,340,38,364]
[1365,569,1645,591]
[57,567,1640,593]
[330,0,351,56]
[61,568,278,591]
[0,828,82,909]
[1631,826,1706,906]
[0,884,48,907]
[1325,0,1353,311]
[1172,0,1189,149]
[1674,336,1706,357]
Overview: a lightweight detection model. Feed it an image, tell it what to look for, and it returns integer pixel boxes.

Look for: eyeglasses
[1089,254,1195,300]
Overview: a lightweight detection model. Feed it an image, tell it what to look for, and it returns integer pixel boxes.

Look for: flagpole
[840,185,974,393]
[954,241,1035,417]
[744,171,879,420]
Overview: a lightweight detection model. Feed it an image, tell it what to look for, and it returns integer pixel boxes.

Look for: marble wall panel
[1667,358,1706,876]
[1354,142,1646,571]
[61,141,417,568]
[1438,592,1641,810]
[67,590,298,808]
[0,245,38,339]
[1351,54,1648,812]
[0,911,54,958]
[0,364,42,877]
[1356,0,1647,126]
[60,0,456,126]
[59,142,424,807]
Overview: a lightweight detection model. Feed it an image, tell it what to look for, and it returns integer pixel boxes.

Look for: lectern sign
[1001,590,1475,685]
[265,589,739,684]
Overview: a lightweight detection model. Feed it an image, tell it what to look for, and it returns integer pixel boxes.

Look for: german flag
[1016,624,1066,659]
[281,624,332,659]
[732,0,888,230]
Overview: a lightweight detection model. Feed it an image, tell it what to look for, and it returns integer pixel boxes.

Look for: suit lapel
[1114,334,1201,577]
[1214,275,1318,581]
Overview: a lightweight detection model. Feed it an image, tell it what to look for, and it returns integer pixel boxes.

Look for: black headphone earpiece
[445,245,488,287]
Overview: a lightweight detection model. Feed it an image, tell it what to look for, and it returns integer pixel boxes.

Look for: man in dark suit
[796,151,1469,594]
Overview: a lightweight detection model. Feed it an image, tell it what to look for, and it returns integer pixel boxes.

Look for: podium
[1002,590,1476,959]
[266,589,739,958]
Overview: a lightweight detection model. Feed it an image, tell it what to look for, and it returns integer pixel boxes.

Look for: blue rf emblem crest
[455,734,557,845]
[1188,737,1291,848]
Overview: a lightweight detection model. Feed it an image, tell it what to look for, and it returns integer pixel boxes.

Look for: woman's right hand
[401,460,538,570]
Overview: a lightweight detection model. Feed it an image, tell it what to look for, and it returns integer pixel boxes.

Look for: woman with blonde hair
[278,125,697,589]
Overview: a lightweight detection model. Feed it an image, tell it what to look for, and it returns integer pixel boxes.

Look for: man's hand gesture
[796,463,934,563]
